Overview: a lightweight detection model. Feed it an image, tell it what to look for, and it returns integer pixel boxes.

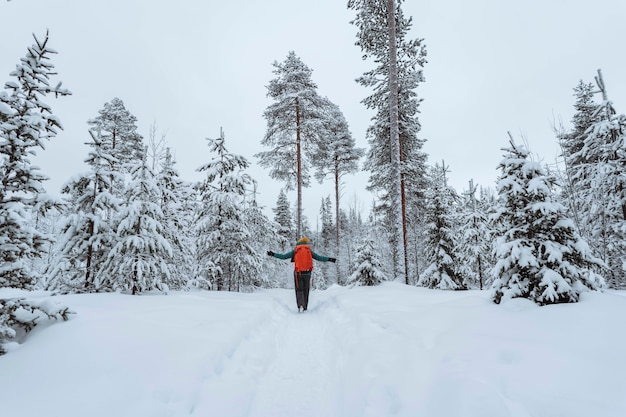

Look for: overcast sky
[2,0,626,224]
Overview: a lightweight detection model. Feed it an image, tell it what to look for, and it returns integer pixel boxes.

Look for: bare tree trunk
[400,173,409,283]
[296,97,303,238]
[84,178,98,288]
[334,160,341,285]
[387,0,406,283]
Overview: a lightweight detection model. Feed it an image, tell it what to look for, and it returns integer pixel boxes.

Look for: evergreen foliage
[243,192,283,289]
[491,139,604,305]
[87,97,144,180]
[348,0,428,281]
[0,297,73,355]
[47,133,121,292]
[157,148,195,290]
[195,130,260,291]
[272,189,294,250]
[418,163,465,290]
[315,196,335,288]
[256,51,327,237]
[0,31,70,288]
[457,180,493,289]
[559,71,626,288]
[347,235,387,286]
[99,150,172,295]
[313,100,363,283]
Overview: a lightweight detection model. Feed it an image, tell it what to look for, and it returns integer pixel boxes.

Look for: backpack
[293,244,313,272]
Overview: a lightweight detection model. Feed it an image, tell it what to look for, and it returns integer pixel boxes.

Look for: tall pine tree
[87,97,143,195]
[348,0,428,282]
[313,100,363,282]
[256,51,327,238]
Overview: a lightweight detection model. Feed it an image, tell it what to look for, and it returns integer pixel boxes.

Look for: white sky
[2,0,626,222]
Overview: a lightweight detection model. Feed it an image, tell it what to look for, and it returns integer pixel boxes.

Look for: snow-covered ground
[1,283,624,417]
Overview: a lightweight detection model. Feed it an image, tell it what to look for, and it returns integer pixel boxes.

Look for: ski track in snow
[188,291,346,417]
[247,298,341,417]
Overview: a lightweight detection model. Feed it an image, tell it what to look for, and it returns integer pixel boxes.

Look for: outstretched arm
[267,249,294,260]
[312,251,336,262]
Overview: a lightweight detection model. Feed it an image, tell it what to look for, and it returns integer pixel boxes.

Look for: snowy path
[189,291,347,417]
[247,298,343,417]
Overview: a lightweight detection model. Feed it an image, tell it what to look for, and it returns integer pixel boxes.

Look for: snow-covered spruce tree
[1,297,73,355]
[491,138,604,305]
[348,0,428,282]
[245,187,284,289]
[557,80,601,243]
[559,80,599,173]
[46,132,121,293]
[0,31,70,288]
[98,149,171,295]
[157,147,195,290]
[272,189,294,250]
[313,196,335,288]
[196,129,261,292]
[339,199,369,283]
[418,162,465,290]
[567,71,626,288]
[256,51,327,238]
[457,180,493,289]
[347,235,388,286]
[30,203,62,284]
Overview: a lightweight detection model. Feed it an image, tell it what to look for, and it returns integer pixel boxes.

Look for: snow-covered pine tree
[567,71,626,288]
[87,98,143,195]
[347,235,387,286]
[46,131,121,293]
[98,149,171,295]
[0,31,70,288]
[348,0,428,283]
[157,147,195,290]
[1,297,72,355]
[256,51,327,238]
[560,81,599,171]
[557,80,601,243]
[491,137,604,305]
[339,199,369,283]
[272,189,294,251]
[313,100,364,283]
[457,179,492,289]
[313,196,335,288]
[196,129,259,292]
[418,162,465,290]
[243,187,283,289]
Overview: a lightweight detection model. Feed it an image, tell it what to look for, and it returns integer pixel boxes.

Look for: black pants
[294,271,312,310]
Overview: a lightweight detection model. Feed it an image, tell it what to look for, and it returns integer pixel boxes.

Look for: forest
[1,0,625,351]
